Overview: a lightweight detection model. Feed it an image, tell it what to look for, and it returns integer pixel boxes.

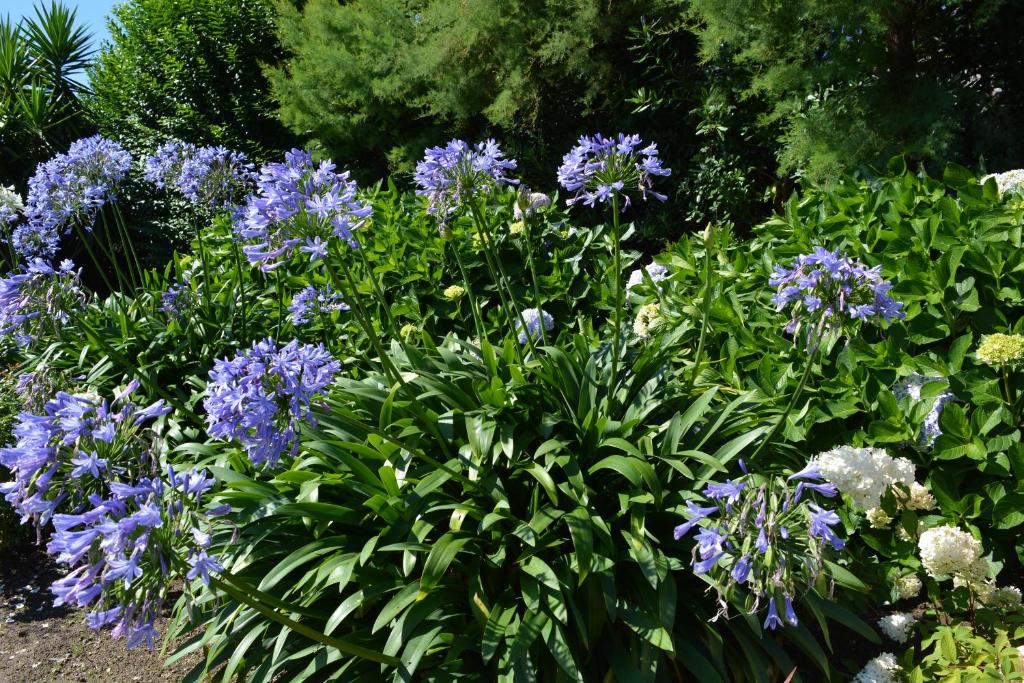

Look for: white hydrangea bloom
[633,303,660,338]
[988,586,1022,609]
[894,574,922,600]
[866,507,893,528]
[626,262,669,290]
[897,482,936,511]
[918,525,982,577]
[981,169,1024,196]
[852,652,901,683]
[513,191,551,219]
[877,612,916,643]
[0,184,23,212]
[813,446,915,509]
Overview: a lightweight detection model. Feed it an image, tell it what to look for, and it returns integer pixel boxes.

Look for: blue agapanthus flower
[0,258,85,346]
[234,149,371,271]
[515,307,554,345]
[289,284,350,326]
[0,381,172,526]
[204,338,341,467]
[145,142,255,209]
[673,467,844,628]
[414,138,519,230]
[143,140,196,189]
[769,247,904,345]
[892,373,956,449]
[13,136,133,259]
[47,464,219,650]
[557,133,671,209]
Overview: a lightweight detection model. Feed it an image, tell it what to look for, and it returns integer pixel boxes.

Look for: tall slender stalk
[71,222,115,292]
[450,239,486,341]
[355,243,397,335]
[520,216,547,346]
[109,205,142,289]
[748,342,821,462]
[607,193,624,403]
[688,230,714,392]
[230,238,248,340]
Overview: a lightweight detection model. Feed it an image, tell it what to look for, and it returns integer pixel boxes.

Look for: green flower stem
[1002,367,1016,411]
[110,205,143,289]
[209,575,400,666]
[229,239,248,340]
[450,240,486,342]
[71,222,115,293]
[355,243,397,336]
[607,193,624,403]
[274,268,285,341]
[748,342,821,462]
[520,216,548,346]
[688,234,714,392]
[194,218,214,315]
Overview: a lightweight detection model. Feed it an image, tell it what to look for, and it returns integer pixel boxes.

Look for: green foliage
[87,0,293,157]
[690,0,1024,183]
[0,2,93,186]
[908,622,1024,682]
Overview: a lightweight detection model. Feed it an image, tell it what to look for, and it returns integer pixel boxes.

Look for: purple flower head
[557,133,671,209]
[234,149,371,271]
[769,248,904,346]
[807,503,845,550]
[143,141,196,188]
[0,259,85,346]
[289,284,350,326]
[186,550,223,586]
[731,554,753,584]
[14,136,132,259]
[204,338,341,467]
[673,500,718,539]
[414,138,519,231]
[763,597,784,630]
[515,308,554,345]
[176,146,255,209]
[783,595,798,626]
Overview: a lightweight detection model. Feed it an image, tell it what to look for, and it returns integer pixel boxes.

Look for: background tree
[87,0,293,159]
[0,2,93,187]
[689,0,1024,182]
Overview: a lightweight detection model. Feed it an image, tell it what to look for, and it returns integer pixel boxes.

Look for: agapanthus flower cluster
[288,284,349,326]
[47,465,222,650]
[633,302,661,338]
[13,363,61,413]
[852,653,901,683]
[975,333,1024,367]
[0,184,24,226]
[14,136,132,259]
[626,262,669,291]
[146,139,257,208]
[414,139,519,230]
[557,133,670,208]
[674,465,844,630]
[806,446,914,509]
[513,191,550,220]
[981,169,1024,197]
[893,373,956,448]
[515,307,554,345]
[204,338,341,467]
[769,247,904,345]
[0,381,172,526]
[234,149,371,270]
[0,258,85,346]
[159,281,195,321]
[877,612,916,643]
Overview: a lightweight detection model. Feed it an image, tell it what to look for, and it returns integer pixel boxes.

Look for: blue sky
[0,1,118,54]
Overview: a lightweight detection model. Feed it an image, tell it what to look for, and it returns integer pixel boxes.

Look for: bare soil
[0,544,201,683]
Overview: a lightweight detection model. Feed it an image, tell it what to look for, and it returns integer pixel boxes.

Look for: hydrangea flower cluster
[806,446,914,509]
[877,612,916,643]
[557,133,671,208]
[975,333,1024,367]
[981,169,1024,197]
[512,191,550,220]
[48,465,221,650]
[234,149,371,270]
[852,653,901,683]
[918,525,982,577]
[0,184,24,226]
[515,308,554,345]
[626,262,669,291]
[442,284,465,301]
[204,338,341,467]
[414,139,518,229]
[14,136,133,259]
[633,302,660,338]
[893,373,956,448]
[894,574,922,600]
[674,466,844,630]
[768,247,904,345]
[288,284,349,326]
[0,258,85,346]
[0,381,172,526]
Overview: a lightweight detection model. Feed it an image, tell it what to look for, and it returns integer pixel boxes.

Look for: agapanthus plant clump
[414,138,519,230]
[0,259,85,346]
[673,464,844,629]
[14,135,133,259]
[47,466,222,650]
[0,381,172,526]
[769,247,904,345]
[893,373,957,448]
[145,142,255,210]
[288,284,349,326]
[514,307,554,345]
[204,338,341,467]
[234,149,371,271]
[557,133,671,208]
